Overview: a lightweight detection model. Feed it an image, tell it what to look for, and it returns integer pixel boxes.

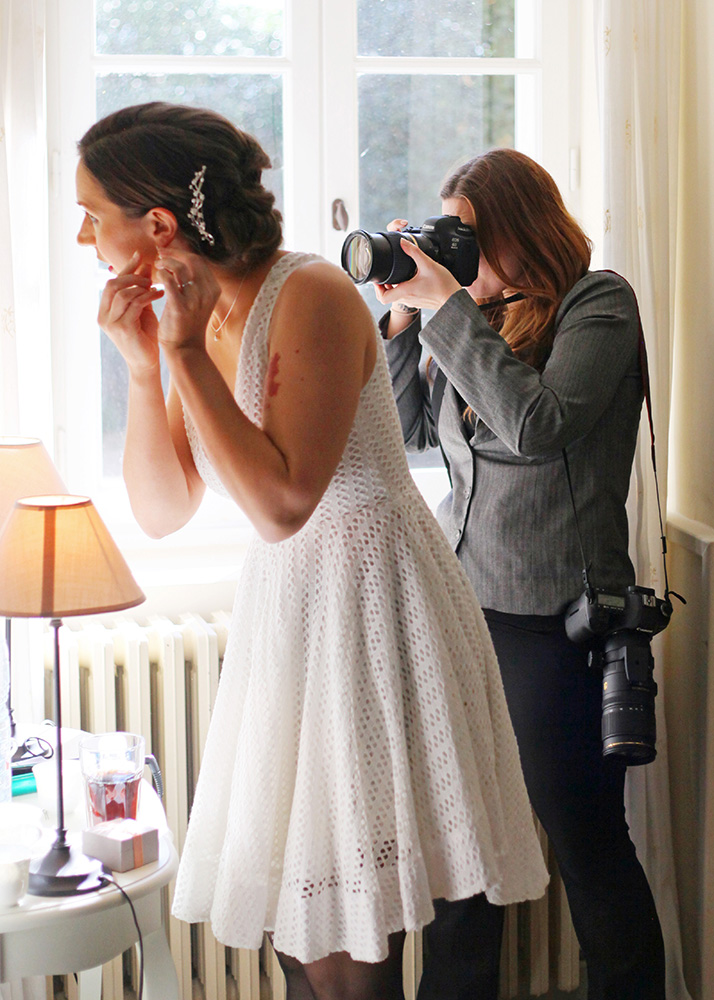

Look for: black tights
[272,931,406,1000]
[417,612,666,1000]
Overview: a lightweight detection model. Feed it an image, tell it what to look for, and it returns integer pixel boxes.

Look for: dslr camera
[565,585,672,765]
[341,215,479,287]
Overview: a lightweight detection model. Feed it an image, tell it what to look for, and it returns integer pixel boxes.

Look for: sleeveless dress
[171,252,549,963]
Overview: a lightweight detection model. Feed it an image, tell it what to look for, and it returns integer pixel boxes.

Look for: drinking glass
[79,732,145,826]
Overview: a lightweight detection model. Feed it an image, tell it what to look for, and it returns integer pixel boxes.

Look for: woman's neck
[211,251,284,340]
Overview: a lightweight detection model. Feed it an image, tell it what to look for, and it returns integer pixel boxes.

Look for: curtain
[0,5,54,998]
[593,3,691,998]
[0,0,53,441]
[0,3,19,431]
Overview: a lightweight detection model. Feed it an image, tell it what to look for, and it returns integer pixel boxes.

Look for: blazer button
[464,487,471,500]
[454,528,462,543]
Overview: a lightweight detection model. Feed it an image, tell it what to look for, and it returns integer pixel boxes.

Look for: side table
[0,780,179,1000]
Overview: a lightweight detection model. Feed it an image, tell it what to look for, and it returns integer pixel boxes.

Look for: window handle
[331,198,349,231]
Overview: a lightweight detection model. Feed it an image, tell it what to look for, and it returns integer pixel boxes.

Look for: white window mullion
[321,0,359,266]
[541,0,578,211]
[514,73,539,161]
[285,0,323,253]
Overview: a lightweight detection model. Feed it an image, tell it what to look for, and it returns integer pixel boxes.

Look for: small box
[82,819,159,872]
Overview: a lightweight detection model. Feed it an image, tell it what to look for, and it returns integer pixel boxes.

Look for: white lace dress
[171,252,549,963]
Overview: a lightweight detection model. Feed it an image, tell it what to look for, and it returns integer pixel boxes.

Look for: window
[46,0,580,576]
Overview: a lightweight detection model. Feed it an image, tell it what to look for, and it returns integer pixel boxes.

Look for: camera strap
[562,272,684,609]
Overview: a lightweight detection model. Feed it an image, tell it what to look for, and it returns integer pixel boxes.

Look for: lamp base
[28,837,105,896]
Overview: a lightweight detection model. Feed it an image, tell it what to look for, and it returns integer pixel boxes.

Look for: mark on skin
[267,352,281,397]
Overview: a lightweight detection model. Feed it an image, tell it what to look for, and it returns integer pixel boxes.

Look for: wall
[665,517,714,1000]
[671,1,714,522]
[665,1,714,997]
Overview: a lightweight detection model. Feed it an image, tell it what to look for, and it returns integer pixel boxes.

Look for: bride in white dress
[76,101,548,1000]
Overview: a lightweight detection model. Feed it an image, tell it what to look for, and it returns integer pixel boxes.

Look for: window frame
[44,0,583,601]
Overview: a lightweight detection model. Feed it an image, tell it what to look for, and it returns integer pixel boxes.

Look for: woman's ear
[147,207,180,248]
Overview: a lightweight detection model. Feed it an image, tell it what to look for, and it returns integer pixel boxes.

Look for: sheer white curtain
[0,0,53,723]
[593,3,691,998]
[0,0,53,441]
[0,4,55,998]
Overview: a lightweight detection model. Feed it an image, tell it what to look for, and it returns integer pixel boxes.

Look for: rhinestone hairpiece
[187,164,215,245]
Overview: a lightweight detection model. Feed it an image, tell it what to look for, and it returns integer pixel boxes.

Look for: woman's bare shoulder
[274,255,373,323]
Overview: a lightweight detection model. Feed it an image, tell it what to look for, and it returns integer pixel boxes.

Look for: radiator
[44,613,580,1000]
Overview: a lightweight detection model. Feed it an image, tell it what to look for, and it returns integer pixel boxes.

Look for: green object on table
[11,772,36,796]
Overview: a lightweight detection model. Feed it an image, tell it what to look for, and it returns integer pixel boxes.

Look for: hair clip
[187,164,216,246]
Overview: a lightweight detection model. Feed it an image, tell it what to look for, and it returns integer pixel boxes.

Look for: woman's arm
[380,312,439,452]
[158,256,376,543]
[374,239,642,458]
[98,256,206,538]
[122,374,206,537]
[421,272,641,457]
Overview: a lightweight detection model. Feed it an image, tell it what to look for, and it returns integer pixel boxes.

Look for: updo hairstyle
[78,102,282,271]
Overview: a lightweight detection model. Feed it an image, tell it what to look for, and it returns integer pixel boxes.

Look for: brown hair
[440,148,592,370]
[78,102,282,271]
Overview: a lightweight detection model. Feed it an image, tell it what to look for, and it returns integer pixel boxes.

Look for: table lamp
[0,495,145,895]
[0,438,67,736]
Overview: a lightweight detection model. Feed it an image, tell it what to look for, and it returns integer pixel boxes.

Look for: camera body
[564,584,672,645]
[565,585,672,765]
[341,215,479,286]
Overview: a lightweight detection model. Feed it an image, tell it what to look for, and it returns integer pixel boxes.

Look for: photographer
[375,149,665,1000]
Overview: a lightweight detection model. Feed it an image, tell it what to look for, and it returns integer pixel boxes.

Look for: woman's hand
[98,252,165,378]
[154,248,221,352]
[374,236,461,313]
[380,218,420,315]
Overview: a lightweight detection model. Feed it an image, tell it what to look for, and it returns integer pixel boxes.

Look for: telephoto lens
[599,632,657,764]
[341,229,432,285]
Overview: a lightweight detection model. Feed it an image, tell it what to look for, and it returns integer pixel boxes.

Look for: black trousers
[417,611,665,1000]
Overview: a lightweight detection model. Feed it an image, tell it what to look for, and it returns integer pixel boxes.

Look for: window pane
[357,0,528,59]
[101,337,128,479]
[357,73,514,236]
[96,73,284,206]
[96,0,284,58]
[100,274,170,478]
[95,73,283,476]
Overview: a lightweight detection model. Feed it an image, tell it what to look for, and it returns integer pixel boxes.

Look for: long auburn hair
[440,148,592,371]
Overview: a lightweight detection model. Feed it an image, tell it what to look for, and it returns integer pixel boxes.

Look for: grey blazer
[383,270,643,615]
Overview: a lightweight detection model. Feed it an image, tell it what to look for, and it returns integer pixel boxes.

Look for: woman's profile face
[75,160,157,273]
[442,196,520,301]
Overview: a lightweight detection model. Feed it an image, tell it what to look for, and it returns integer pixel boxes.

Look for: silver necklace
[210,273,247,340]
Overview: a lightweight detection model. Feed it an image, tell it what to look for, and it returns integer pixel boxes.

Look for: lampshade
[0,496,145,618]
[0,437,67,533]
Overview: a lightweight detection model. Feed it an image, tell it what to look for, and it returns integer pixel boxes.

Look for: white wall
[671,0,714,525]
[664,2,714,996]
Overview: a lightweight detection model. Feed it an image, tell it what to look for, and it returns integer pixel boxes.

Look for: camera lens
[341,230,420,285]
[342,232,374,283]
[600,633,657,765]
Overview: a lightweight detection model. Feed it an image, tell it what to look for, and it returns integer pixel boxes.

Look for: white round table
[0,779,179,999]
